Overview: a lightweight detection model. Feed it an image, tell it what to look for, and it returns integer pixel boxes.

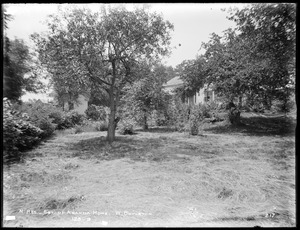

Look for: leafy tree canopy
[4,37,45,102]
[201,3,295,109]
[175,57,207,97]
[32,5,173,141]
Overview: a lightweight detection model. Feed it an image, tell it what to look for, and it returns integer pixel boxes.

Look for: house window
[206,90,213,102]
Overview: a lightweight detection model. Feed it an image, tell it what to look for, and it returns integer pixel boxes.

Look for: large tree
[3,6,43,102]
[32,5,173,142]
[202,3,295,113]
[229,3,296,109]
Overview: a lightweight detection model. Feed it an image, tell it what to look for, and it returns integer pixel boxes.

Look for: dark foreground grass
[3,113,296,227]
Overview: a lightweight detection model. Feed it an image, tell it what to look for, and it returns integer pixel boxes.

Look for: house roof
[163,76,184,88]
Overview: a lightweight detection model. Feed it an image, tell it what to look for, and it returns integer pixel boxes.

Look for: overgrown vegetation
[3,112,295,227]
[32,5,174,143]
[164,99,225,133]
[3,3,296,227]
[3,98,86,164]
[85,104,108,121]
[3,98,43,163]
[173,3,295,124]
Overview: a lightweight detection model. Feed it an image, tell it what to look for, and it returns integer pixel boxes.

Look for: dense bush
[149,110,168,126]
[15,121,43,151]
[3,98,89,164]
[165,100,223,133]
[94,121,109,131]
[51,110,86,130]
[166,101,189,128]
[49,110,65,128]
[20,100,58,138]
[20,100,86,131]
[270,98,295,113]
[85,104,107,121]
[74,125,84,134]
[64,110,85,126]
[156,115,168,126]
[188,106,204,135]
[165,101,198,132]
[118,118,134,135]
[3,98,43,163]
[37,118,56,138]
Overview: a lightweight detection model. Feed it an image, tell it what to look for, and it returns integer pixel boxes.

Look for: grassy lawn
[3,112,296,227]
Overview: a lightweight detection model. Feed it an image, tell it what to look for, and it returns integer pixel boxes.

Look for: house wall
[190,88,216,105]
[74,94,89,114]
[162,81,216,105]
[63,94,89,114]
[197,88,205,104]
[163,86,175,95]
[187,95,194,105]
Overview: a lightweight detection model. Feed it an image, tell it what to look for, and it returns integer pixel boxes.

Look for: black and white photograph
[3,3,296,227]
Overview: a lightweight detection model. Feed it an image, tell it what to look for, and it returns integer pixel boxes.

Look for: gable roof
[163,76,184,88]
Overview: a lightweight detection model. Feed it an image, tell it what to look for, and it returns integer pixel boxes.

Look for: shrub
[188,107,203,135]
[16,121,43,151]
[156,116,167,126]
[153,110,168,126]
[58,115,74,129]
[74,125,84,134]
[49,110,65,128]
[20,100,58,138]
[118,119,134,135]
[66,110,85,125]
[37,118,56,138]
[166,101,209,132]
[20,100,87,132]
[58,111,86,129]
[228,107,241,125]
[166,101,190,128]
[85,104,107,121]
[94,121,108,131]
[3,98,43,163]
[201,102,218,118]
[271,98,295,113]
[189,121,199,135]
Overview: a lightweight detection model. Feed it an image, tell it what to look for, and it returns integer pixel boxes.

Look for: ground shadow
[135,126,176,133]
[69,135,167,162]
[204,115,296,136]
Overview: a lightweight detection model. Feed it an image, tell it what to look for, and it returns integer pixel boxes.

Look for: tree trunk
[238,95,243,109]
[107,104,116,143]
[143,111,148,130]
[107,60,117,143]
[107,84,116,143]
[228,107,241,125]
[227,101,241,125]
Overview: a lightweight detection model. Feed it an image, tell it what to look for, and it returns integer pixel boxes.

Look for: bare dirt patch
[3,114,296,227]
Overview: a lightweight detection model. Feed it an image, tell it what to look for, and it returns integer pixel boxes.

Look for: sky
[4,3,248,101]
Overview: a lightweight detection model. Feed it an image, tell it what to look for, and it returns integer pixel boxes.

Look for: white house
[63,94,89,115]
[49,89,90,115]
[163,76,215,105]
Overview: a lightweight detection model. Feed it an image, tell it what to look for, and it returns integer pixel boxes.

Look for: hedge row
[3,99,85,164]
